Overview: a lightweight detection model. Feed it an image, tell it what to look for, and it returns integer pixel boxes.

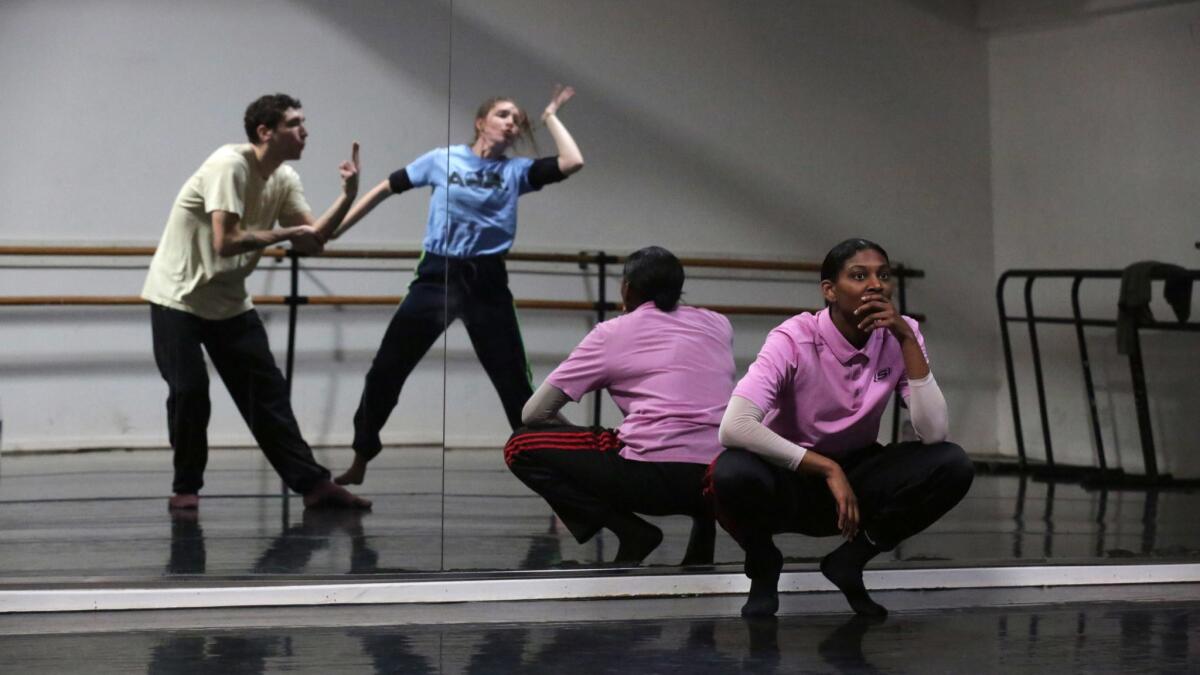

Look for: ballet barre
[0,245,924,438]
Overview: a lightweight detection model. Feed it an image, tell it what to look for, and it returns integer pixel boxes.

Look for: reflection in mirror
[435,0,905,574]
[0,450,439,577]
[3,0,1200,598]
[434,0,1200,581]
[0,0,452,578]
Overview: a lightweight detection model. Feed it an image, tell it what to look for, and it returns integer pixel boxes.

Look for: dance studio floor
[2,447,1199,672]
[1,446,1199,580]
[1,587,1197,673]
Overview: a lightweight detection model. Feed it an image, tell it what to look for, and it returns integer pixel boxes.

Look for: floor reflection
[0,449,1198,577]
[166,510,205,575]
[1,600,1195,673]
[252,509,377,574]
[147,633,285,675]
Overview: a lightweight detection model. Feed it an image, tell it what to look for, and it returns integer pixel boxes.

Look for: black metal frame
[997,268,1200,488]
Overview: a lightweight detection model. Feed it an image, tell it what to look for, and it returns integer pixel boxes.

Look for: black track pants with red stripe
[504,424,712,543]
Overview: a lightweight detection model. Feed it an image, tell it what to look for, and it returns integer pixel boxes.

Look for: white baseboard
[3,563,1198,614]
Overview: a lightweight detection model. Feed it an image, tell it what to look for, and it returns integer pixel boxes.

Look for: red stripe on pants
[504,428,622,466]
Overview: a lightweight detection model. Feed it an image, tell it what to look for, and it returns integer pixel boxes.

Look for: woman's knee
[712,449,773,500]
[932,442,975,491]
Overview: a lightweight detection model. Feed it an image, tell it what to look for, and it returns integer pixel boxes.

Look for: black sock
[821,536,887,617]
[680,516,716,566]
[607,512,662,563]
[741,575,780,617]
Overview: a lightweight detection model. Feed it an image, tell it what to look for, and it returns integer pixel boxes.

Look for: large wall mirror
[1,0,1196,590]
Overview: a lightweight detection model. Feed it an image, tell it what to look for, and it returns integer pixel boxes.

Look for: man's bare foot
[168,493,199,510]
[303,479,372,510]
[334,455,368,486]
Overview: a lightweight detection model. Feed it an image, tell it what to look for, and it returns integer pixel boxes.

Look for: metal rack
[997,268,1200,488]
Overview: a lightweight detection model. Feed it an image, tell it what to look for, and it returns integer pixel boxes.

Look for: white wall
[989,0,1200,475]
[0,1,995,454]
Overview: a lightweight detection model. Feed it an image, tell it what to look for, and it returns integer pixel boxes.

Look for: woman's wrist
[822,463,844,482]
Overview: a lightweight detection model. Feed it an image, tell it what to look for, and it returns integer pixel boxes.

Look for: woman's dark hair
[471,97,537,153]
[244,93,301,143]
[623,246,684,311]
[820,238,890,282]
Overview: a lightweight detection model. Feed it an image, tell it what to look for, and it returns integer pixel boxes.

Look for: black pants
[150,304,330,495]
[505,425,712,543]
[353,252,533,458]
[708,441,974,580]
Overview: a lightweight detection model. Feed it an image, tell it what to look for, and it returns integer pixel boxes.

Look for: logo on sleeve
[874,368,891,382]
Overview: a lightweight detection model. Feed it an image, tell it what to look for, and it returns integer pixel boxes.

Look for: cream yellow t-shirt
[141,144,310,320]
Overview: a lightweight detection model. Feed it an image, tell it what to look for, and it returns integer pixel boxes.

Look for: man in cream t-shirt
[142,93,369,510]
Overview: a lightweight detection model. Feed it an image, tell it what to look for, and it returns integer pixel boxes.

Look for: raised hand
[542,84,576,121]
[339,141,360,196]
[854,293,915,341]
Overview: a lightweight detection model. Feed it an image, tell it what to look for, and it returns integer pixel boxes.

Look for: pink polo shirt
[732,308,926,459]
[546,302,735,464]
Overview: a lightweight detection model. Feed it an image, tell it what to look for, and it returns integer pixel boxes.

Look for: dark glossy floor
[0,447,1199,580]
[1,591,1197,673]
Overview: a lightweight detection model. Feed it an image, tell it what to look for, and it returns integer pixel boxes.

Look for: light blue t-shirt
[405,145,538,258]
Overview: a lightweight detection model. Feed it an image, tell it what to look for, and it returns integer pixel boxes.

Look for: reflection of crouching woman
[709,238,974,618]
[504,246,735,565]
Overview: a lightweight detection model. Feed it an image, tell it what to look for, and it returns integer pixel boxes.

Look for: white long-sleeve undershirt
[717,372,949,470]
[906,372,949,443]
[521,380,573,426]
[718,396,810,471]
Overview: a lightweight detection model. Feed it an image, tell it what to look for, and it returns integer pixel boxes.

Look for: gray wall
[3,0,995,455]
[989,0,1200,474]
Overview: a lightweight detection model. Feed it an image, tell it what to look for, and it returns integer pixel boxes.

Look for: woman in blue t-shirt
[329,85,583,486]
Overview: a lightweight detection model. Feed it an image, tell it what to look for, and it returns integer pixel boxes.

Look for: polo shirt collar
[816,308,873,365]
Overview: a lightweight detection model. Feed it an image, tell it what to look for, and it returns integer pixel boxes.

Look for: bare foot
[303,479,372,510]
[334,455,368,486]
[168,493,199,510]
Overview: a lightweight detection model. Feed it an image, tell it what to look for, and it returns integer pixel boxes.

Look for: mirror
[0,0,454,578]
[0,0,1195,592]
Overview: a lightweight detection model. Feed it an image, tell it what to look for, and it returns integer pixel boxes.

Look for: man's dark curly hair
[243,93,301,143]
